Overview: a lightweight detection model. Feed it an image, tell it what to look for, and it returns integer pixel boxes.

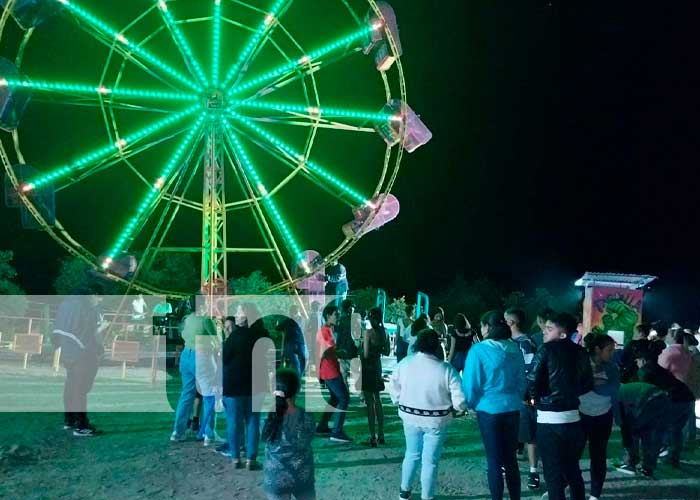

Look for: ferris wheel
[0,0,431,297]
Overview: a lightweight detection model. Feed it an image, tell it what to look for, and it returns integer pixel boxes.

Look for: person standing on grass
[262,368,316,500]
[221,304,268,470]
[579,333,620,500]
[635,343,695,469]
[335,299,359,390]
[446,313,477,374]
[361,307,388,447]
[619,323,652,383]
[171,295,217,442]
[389,329,467,500]
[615,380,670,478]
[315,304,352,443]
[504,307,541,491]
[395,304,415,363]
[53,283,108,437]
[526,312,593,500]
[463,311,525,500]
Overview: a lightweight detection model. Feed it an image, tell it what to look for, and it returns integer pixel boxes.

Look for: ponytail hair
[583,332,615,355]
[262,368,300,443]
[480,310,510,341]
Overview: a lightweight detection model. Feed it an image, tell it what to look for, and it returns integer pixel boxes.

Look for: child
[262,368,316,500]
[195,331,221,446]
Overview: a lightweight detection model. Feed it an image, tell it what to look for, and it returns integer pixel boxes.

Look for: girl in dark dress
[447,313,478,373]
[262,368,316,500]
[361,307,387,447]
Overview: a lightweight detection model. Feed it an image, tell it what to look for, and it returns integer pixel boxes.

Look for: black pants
[620,395,669,471]
[63,353,99,429]
[581,411,613,498]
[477,411,521,500]
[537,421,586,500]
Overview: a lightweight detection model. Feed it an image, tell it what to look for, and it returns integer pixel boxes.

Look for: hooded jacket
[462,339,526,414]
[52,295,102,364]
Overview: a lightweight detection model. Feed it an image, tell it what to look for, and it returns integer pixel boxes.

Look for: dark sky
[2,1,699,320]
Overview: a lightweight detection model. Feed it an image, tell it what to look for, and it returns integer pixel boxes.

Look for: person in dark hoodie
[221,303,269,470]
[53,282,107,436]
[463,311,525,500]
[526,312,593,500]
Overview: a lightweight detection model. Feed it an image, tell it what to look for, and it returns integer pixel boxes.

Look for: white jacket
[389,352,467,428]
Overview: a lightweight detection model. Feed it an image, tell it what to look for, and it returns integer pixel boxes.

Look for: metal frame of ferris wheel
[0,0,408,299]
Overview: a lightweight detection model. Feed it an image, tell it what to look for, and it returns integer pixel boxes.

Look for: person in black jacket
[635,344,695,469]
[335,299,359,389]
[526,312,594,500]
[221,304,270,470]
[619,323,652,383]
[53,283,107,437]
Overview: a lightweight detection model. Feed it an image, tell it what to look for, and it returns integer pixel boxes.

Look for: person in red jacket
[316,304,352,443]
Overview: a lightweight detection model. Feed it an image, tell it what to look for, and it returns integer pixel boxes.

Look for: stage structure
[576,272,657,345]
[1,0,431,298]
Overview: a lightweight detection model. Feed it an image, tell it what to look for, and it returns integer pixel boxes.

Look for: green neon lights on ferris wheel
[156,0,209,88]
[227,110,370,207]
[24,105,199,191]
[0,78,197,101]
[54,0,201,91]
[220,0,288,90]
[227,25,375,97]
[222,120,305,265]
[212,0,222,86]
[229,99,397,122]
[104,115,206,265]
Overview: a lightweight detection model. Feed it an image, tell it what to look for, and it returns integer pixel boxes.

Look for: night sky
[1,1,699,321]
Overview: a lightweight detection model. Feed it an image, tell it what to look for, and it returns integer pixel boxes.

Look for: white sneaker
[203,436,212,447]
[590,496,599,500]
[170,432,186,442]
[541,493,548,499]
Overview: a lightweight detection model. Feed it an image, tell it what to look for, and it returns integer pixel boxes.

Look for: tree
[0,251,27,335]
[53,257,93,295]
[350,286,378,314]
[229,270,273,295]
[138,254,199,293]
[386,296,409,324]
[433,276,503,323]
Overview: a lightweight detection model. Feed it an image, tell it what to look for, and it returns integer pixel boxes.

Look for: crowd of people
[53,286,700,500]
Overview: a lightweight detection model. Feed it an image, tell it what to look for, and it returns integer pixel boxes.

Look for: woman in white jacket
[389,328,467,500]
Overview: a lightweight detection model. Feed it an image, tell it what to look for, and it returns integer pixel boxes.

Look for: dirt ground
[2,385,700,500]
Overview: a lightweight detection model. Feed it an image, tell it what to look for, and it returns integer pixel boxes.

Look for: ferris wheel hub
[203,89,226,111]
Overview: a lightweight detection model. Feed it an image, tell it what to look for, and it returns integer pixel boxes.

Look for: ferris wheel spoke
[212,0,222,86]
[155,0,209,88]
[227,23,377,98]
[54,125,193,193]
[221,120,306,268]
[220,0,290,90]
[224,119,355,208]
[22,104,200,192]
[55,0,201,91]
[102,114,207,268]
[0,78,198,105]
[227,111,373,208]
[231,99,397,131]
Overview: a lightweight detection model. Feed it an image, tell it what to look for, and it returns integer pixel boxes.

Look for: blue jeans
[318,375,349,434]
[223,396,261,460]
[400,422,447,500]
[477,411,521,500]
[173,348,197,436]
[197,395,217,440]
